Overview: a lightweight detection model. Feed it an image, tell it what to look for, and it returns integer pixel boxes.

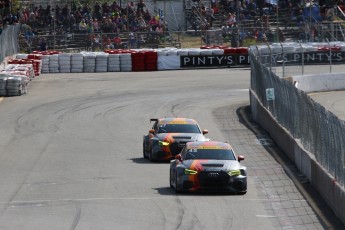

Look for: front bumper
[178,171,247,192]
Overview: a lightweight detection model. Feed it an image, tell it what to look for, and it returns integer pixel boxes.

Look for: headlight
[159,141,170,146]
[228,169,241,176]
[184,169,198,175]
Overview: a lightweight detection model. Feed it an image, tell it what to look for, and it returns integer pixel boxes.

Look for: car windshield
[185,149,236,160]
[158,124,200,133]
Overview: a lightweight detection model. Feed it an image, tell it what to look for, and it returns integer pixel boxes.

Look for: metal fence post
[266,41,272,72]
[298,41,304,75]
[326,38,332,73]
[280,42,285,77]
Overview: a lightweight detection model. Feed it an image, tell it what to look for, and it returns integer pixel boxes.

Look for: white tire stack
[59,53,71,73]
[188,49,201,56]
[211,49,224,55]
[177,49,189,56]
[83,52,96,72]
[200,49,213,56]
[71,53,84,73]
[119,53,132,72]
[96,52,109,72]
[108,54,121,72]
[40,55,50,73]
[16,53,28,59]
[0,74,7,96]
[6,76,25,96]
[157,50,168,56]
[49,54,60,73]
[167,50,178,56]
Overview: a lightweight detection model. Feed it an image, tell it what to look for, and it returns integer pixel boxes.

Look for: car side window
[181,147,187,159]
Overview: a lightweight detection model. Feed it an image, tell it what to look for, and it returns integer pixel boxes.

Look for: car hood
[183,159,241,171]
[155,133,208,142]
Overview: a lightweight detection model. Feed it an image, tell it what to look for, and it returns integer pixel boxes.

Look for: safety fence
[0,24,21,64]
[249,42,345,188]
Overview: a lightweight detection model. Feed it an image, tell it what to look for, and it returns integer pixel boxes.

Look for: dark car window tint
[185,149,236,160]
[158,124,201,133]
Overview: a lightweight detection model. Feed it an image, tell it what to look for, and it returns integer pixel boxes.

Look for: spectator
[93,18,100,31]
[24,28,35,44]
[103,35,114,49]
[39,37,47,51]
[148,15,159,30]
[113,34,122,48]
[79,19,87,32]
[129,32,136,47]
[111,1,120,12]
[0,0,4,19]
[137,0,146,14]
[138,16,146,30]
[227,13,236,26]
[205,7,215,26]
[102,2,111,15]
[91,33,101,49]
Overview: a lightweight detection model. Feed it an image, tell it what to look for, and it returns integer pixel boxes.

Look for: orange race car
[143,118,210,161]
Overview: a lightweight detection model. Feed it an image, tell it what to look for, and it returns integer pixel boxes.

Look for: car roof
[186,141,233,150]
[158,118,198,125]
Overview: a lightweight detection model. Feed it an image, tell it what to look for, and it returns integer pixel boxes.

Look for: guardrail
[249,42,345,225]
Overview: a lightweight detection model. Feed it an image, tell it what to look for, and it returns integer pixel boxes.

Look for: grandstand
[10,0,345,52]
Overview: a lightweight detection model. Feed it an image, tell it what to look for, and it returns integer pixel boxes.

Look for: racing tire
[143,143,147,159]
[175,173,181,194]
[169,169,173,189]
[149,149,154,162]
[236,191,247,195]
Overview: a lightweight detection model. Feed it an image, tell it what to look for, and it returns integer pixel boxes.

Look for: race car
[143,118,209,161]
[170,141,247,194]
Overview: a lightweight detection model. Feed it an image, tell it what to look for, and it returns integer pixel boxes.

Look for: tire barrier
[0,63,34,96]
[59,53,71,73]
[253,42,345,65]
[71,53,84,73]
[131,52,145,72]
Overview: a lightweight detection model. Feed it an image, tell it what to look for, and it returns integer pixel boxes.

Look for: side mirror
[202,129,208,135]
[238,155,245,162]
[175,154,182,160]
[149,129,155,134]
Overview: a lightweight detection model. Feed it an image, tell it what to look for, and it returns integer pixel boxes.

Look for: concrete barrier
[293,73,345,93]
[250,89,345,225]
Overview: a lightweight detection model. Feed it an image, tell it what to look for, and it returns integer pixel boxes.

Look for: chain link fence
[250,43,345,187]
[0,24,21,64]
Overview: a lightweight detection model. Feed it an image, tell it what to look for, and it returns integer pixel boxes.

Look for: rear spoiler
[150,118,158,123]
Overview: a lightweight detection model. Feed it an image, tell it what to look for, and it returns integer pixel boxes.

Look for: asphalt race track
[309,90,345,121]
[0,69,332,229]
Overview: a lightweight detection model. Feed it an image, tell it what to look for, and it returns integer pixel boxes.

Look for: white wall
[293,73,345,93]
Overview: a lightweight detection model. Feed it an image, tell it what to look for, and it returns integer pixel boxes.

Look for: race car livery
[143,118,209,161]
[170,141,247,194]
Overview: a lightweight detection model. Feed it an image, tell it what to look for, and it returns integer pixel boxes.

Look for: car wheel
[237,191,247,195]
[169,170,173,189]
[143,143,147,159]
[149,149,154,162]
[175,173,180,194]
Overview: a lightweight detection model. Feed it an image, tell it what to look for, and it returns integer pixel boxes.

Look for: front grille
[169,142,183,156]
[201,164,224,167]
[172,136,192,139]
[198,171,230,188]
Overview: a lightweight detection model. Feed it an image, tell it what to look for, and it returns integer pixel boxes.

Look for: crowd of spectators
[190,0,345,44]
[2,1,170,50]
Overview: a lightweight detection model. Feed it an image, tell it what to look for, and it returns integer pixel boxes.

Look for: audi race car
[170,141,247,194]
[143,118,210,161]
